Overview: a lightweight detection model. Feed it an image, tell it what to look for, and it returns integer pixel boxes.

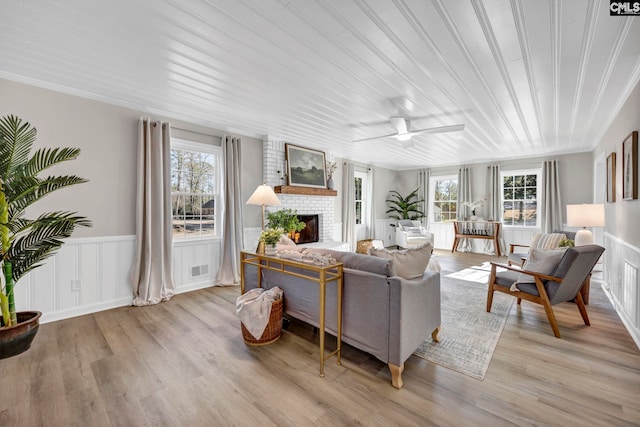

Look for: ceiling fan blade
[410,124,465,136]
[389,116,408,134]
[352,132,399,143]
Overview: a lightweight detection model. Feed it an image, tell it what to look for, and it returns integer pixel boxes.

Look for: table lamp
[247,184,281,254]
[566,204,604,246]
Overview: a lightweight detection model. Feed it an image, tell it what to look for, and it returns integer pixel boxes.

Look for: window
[354,170,368,225]
[431,176,458,222]
[501,170,540,227]
[171,139,221,238]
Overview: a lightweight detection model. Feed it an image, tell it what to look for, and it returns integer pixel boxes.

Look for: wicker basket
[241,298,283,346]
[356,239,375,254]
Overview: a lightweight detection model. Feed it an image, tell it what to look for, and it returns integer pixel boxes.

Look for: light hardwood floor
[1,250,639,426]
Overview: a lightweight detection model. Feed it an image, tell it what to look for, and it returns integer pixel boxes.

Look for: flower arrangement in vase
[462,199,486,220]
[325,161,337,190]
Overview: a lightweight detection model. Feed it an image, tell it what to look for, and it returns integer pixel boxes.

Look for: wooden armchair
[487,245,605,338]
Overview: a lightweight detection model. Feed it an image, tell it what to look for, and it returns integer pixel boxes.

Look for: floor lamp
[246,184,281,252]
[566,204,605,246]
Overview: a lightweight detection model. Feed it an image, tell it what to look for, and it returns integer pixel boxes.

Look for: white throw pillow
[404,226,422,236]
[369,243,432,280]
[517,248,566,284]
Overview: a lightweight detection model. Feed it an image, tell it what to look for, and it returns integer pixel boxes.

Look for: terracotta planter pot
[0,311,42,359]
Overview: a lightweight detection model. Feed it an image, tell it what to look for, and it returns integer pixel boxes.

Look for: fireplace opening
[297,215,319,244]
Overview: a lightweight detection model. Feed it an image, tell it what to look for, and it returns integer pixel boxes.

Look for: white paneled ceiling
[1,0,639,169]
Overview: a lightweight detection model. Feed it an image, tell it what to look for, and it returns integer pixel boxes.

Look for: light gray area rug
[413,267,514,380]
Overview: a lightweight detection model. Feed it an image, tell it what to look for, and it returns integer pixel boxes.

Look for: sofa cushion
[369,243,432,280]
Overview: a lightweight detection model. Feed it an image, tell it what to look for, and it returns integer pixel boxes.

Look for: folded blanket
[236,287,283,339]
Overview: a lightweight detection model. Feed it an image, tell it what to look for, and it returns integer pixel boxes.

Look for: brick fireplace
[263,139,335,242]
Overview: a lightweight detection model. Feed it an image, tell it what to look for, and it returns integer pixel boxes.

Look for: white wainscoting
[14,235,223,324]
[502,226,541,248]
[430,222,454,250]
[602,233,640,350]
[374,219,396,247]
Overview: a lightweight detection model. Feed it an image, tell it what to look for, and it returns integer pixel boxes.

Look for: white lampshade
[566,204,605,227]
[246,184,281,207]
[566,204,604,246]
[246,184,281,231]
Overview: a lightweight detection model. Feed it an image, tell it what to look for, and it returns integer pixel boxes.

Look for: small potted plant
[559,238,575,248]
[266,208,305,239]
[260,228,285,256]
[0,115,90,359]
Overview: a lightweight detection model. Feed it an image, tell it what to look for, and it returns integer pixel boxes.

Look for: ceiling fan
[352,116,465,148]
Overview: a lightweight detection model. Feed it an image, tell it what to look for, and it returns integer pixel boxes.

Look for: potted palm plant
[0,115,91,359]
[385,188,425,220]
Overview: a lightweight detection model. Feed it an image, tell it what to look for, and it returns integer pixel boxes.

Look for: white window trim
[354,169,369,226]
[500,168,541,229]
[429,174,457,224]
[171,138,223,241]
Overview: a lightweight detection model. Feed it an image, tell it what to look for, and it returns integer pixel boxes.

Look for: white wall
[0,78,263,322]
[592,80,640,348]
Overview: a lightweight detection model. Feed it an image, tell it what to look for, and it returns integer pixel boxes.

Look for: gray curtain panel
[130,119,176,306]
[215,136,244,286]
[418,168,430,229]
[484,164,506,255]
[457,167,472,252]
[342,161,356,251]
[541,160,563,233]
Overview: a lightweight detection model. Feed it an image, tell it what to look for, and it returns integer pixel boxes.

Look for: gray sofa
[242,247,441,388]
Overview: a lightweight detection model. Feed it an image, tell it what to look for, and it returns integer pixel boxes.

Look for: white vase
[264,244,277,256]
[327,177,334,190]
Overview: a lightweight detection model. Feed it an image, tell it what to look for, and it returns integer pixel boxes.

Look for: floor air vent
[191,264,210,278]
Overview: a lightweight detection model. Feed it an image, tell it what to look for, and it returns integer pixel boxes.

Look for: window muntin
[433,177,458,222]
[502,170,539,227]
[171,139,220,238]
[355,176,365,224]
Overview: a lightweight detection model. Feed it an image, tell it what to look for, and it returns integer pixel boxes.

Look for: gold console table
[451,220,502,256]
[240,251,344,377]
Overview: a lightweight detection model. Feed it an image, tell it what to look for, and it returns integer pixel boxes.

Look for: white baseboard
[40,296,132,324]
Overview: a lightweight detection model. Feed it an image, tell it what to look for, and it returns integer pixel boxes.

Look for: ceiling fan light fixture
[397,133,412,141]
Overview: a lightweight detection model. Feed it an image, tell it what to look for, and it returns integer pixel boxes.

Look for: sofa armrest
[387,271,441,366]
[396,228,408,248]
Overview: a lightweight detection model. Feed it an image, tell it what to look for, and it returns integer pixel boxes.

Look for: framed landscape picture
[607,152,616,203]
[285,144,327,188]
[622,130,638,200]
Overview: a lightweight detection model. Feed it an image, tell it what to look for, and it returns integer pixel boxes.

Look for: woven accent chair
[487,245,605,338]
[507,232,567,266]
